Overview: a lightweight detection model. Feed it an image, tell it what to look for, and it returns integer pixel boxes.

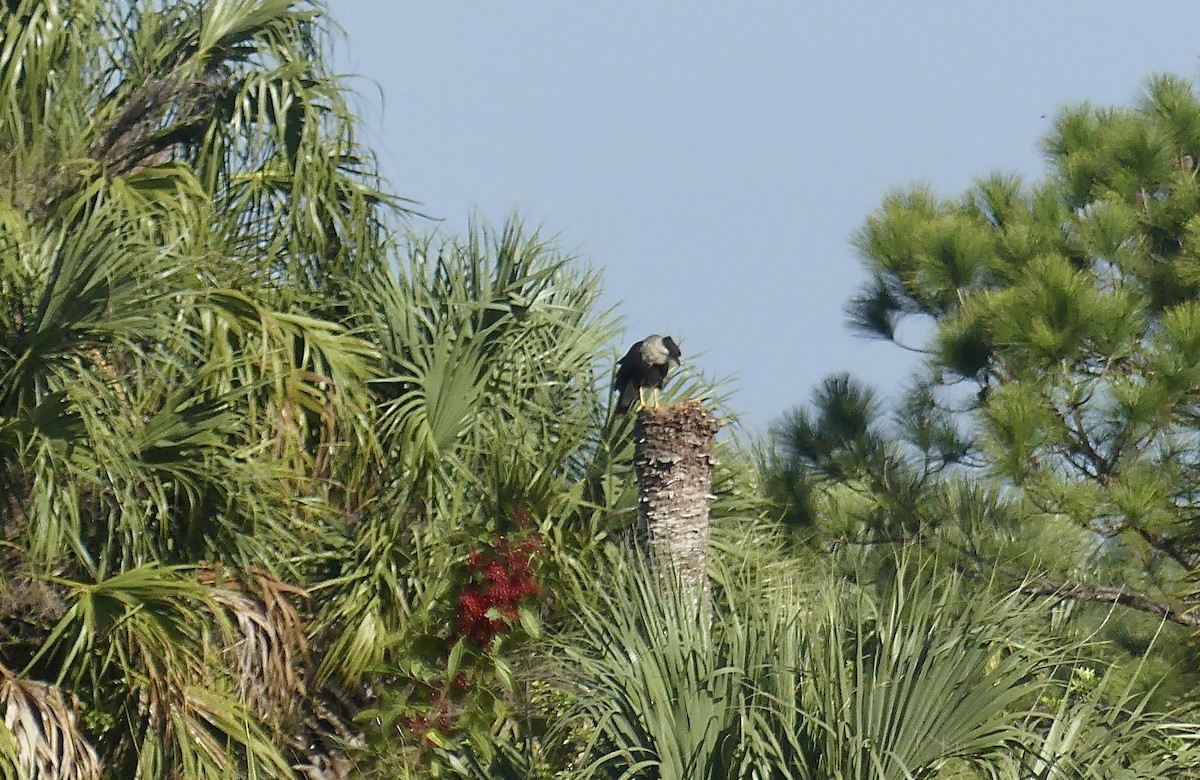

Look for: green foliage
[0,0,410,774]
[25,565,298,778]
[559,561,753,779]
[311,218,619,686]
[1001,662,1200,779]
[528,552,1199,780]
[769,71,1200,707]
[793,567,1048,779]
[348,524,549,778]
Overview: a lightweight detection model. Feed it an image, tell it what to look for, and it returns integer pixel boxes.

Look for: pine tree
[770,74,1200,693]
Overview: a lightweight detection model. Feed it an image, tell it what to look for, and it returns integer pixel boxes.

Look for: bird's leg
[652,387,661,409]
[636,386,647,412]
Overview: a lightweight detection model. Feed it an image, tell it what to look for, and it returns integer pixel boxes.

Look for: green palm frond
[1,205,177,409]
[311,477,467,684]
[796,562,1049,780]
[0,0,407,278]
[0,724,16,780]
[348,217,618,505]
[1003,662,1200,779]
[311,218,621,685]
[551,553,1102,780]
[0,0,409,775]
[553,552,825,780]
[28,565,295,778]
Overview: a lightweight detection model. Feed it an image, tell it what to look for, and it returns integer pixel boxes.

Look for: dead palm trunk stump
[633,399,721,601]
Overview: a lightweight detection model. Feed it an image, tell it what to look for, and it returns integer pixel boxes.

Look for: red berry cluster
[455,535,542,647]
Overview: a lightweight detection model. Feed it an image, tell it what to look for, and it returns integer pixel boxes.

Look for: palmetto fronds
[0,0,394,575]
[548,553,1200,780]
[24,565,295,778]
[0,0,399,774]
[312,218,620,685]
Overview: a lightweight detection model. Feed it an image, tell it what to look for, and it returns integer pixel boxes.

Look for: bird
[613,335,682,414]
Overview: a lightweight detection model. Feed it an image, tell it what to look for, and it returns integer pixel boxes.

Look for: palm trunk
[633,399,720,602]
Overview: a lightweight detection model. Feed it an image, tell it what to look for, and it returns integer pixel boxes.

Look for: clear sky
[332,2,1200,434]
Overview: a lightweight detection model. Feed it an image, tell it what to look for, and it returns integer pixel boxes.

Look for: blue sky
[332,2,1200,434]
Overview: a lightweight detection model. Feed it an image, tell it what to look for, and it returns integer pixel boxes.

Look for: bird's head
[637,334,684,368]
[657,331,686,362]
[661,336,683,364]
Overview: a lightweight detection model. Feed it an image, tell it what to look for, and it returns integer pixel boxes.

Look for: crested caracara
[614,334,682,413]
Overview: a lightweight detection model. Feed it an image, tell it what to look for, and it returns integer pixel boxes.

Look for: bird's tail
[614,389,633,415]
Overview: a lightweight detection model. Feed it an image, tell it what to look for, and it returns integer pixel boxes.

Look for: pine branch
[1019,577,1199,628]
[1133,526,1197,571]
[954,557,1199,628]
[1066,406,1113,485]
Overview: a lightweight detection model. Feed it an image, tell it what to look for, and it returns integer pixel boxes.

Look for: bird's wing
[613,341,642,389]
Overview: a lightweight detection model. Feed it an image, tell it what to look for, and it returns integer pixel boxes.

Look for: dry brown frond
[198,566,310,732]
[0,663,100,780]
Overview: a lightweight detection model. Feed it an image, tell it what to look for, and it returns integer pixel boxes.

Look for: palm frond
[28,565,294,778]
[0,663,100,780]
[1004,660,1200,779]
[554,554,793,779]
[796,561,1050,780]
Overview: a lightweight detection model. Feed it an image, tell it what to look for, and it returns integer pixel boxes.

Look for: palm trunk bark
[633,399,720,602]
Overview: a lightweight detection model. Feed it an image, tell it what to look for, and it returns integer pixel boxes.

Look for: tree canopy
[770,73,1200,698]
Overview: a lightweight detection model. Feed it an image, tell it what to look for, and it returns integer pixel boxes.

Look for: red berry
[458,589,484,618]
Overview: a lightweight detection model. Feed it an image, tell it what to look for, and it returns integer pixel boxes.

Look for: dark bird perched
[614,335,682,413]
